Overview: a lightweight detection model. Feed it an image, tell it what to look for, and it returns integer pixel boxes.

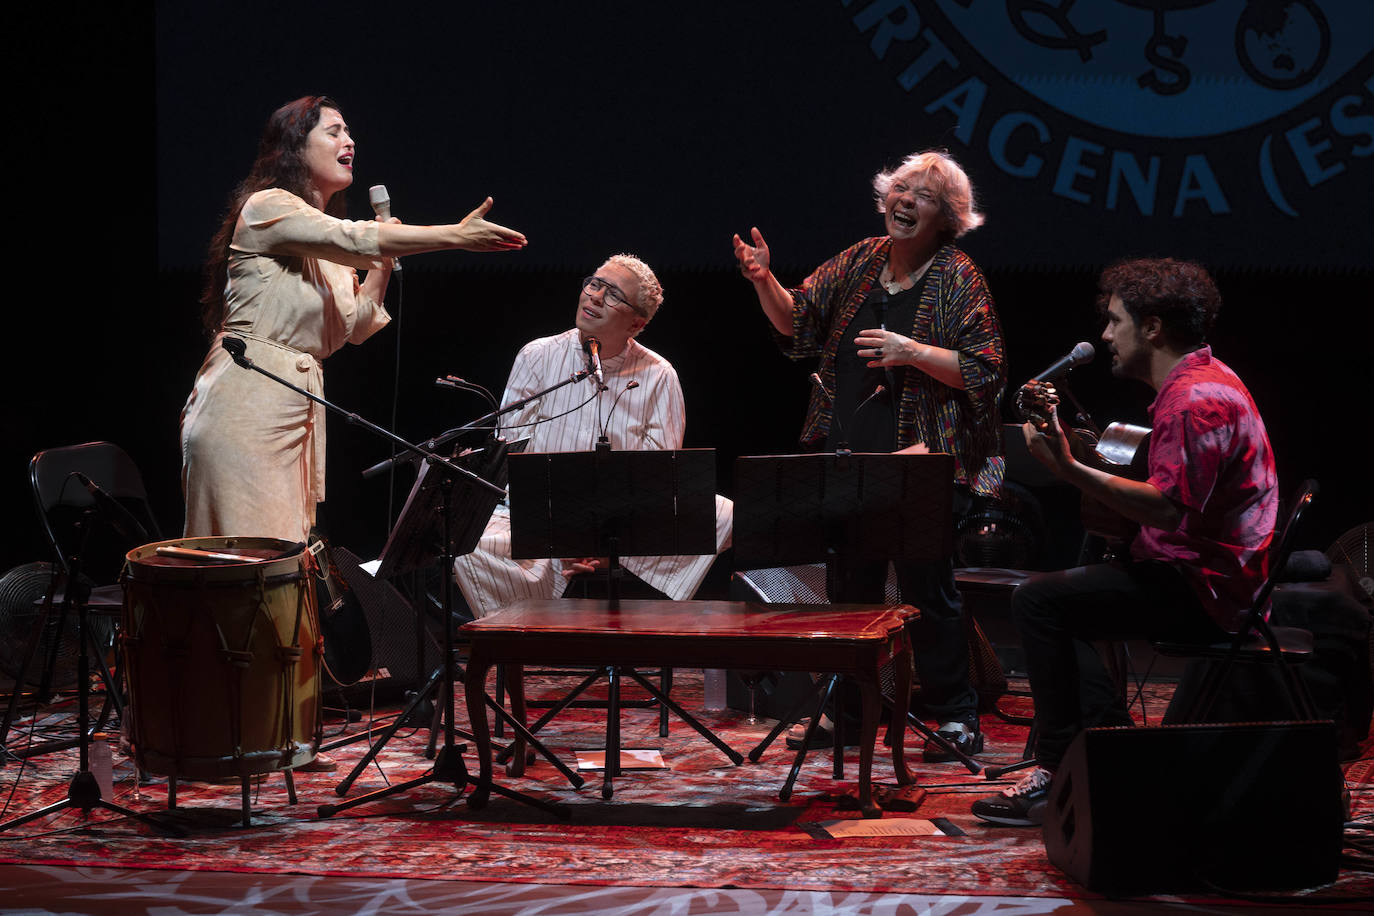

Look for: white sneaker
[971,766,1053,826]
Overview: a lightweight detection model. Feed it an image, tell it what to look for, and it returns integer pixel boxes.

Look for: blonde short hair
[872,150,985,238]
[601,253,664,322]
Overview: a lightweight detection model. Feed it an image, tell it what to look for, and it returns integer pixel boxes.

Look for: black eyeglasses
[581,276,646,317]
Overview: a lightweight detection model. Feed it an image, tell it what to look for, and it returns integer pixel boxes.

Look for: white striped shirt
[454,329,732,615]
[497,329,684,451]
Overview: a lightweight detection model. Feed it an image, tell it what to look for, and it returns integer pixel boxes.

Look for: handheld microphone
[1028,341,1094,383]
[584,337,605,387]
[368,184,401,271]
[73,472,149,543]
[221,336,250,367]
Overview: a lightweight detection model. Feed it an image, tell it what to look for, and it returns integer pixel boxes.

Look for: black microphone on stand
[811,374,887,453]
[849,383,888,436]
[73,472,148,543]
[584,337,605,388]
[597,381,640,450]
[1019,341,1098,433]
[369,184,401,272]
[1028,341,1095,383]
[438,375,499,411]
[809,372,845,447]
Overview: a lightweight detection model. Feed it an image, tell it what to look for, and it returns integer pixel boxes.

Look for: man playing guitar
[972,257,1279,826]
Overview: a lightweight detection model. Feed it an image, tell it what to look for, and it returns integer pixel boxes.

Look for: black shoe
[922,724,984,762]
[971,766,1053,826]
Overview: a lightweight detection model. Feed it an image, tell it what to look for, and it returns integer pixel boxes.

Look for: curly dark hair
[199,95,348,335]
[1096,257,1220,348]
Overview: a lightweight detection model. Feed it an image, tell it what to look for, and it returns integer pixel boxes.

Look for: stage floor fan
[954,482,1046,569]
[0,562,112,691]
[1327,522,1374,603]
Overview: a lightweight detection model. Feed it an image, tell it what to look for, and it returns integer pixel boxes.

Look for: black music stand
[509,447,717,600]
[321,439,581,818]
[733,452,953,570]
[504,447,741,798]
[731,451,984,778]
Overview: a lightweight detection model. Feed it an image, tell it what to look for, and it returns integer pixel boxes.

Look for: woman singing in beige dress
[182,95,526,542]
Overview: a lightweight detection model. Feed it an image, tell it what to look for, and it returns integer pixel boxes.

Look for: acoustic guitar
[1015,380,1151,549]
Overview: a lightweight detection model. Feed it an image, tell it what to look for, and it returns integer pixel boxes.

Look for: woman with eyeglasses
[731,149,1005,762]
[181,95,526,545]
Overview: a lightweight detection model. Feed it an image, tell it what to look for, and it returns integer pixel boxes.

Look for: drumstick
[155,545,267,563]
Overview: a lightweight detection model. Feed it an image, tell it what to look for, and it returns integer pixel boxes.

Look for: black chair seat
[36,582,125,614]
[1151,480,1321,723]
[2,441,164,748]
[1155,625,1314,662]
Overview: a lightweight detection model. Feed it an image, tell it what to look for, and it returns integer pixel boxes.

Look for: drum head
[125,536,306,584]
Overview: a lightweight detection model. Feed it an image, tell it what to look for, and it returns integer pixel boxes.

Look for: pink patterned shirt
[1131,347,1279,630]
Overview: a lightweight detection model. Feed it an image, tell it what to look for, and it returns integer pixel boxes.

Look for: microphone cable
[481,386,602,435]
[384,266,404,532]
[811,373,887,453]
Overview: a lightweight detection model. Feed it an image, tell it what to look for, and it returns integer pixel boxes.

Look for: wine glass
[736,669,768,725]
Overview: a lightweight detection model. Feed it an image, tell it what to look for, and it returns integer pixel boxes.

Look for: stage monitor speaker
[1043,721,1344,895]
[328,548,442,705]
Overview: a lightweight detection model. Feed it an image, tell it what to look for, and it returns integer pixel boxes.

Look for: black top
[827,274,927,452]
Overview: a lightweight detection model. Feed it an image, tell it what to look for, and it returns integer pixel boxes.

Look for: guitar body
[1077,423,1151,545]
[1016,381,1151,551]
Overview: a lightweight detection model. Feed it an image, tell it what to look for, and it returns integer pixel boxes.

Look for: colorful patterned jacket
[774,236,1006,497]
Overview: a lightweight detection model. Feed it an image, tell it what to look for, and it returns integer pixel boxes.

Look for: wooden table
[461,598,916,817]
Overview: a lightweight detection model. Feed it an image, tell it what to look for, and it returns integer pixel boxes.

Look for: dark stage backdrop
[5,2,1371,572]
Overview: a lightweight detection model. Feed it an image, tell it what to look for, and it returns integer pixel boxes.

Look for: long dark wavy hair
[199,95,348,335]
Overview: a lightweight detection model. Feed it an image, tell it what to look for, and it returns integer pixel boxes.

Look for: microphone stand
[219,337,567,817]
[360,368,596,481]
[220,337,502,500]
[1047,375,1100,440]
[0,511,183,835]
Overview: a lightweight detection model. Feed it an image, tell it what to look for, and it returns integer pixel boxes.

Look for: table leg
[888,633,914,787]
[464,650,494,809]
[507,664,528,778]
[855,668,882,818]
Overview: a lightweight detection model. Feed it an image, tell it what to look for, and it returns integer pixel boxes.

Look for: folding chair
[1154,479,1320,722]
[1,441,163,752]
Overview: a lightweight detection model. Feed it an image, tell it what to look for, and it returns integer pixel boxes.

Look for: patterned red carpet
[1,670,1370,906]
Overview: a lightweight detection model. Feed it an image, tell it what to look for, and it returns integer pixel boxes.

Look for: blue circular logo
[937,0,1366,138]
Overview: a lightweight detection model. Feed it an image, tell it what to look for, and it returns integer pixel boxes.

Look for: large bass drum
[121,536,322,780]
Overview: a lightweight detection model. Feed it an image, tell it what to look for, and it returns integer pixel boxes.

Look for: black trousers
[1013,559,1228,769]
[824,489,978,728]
